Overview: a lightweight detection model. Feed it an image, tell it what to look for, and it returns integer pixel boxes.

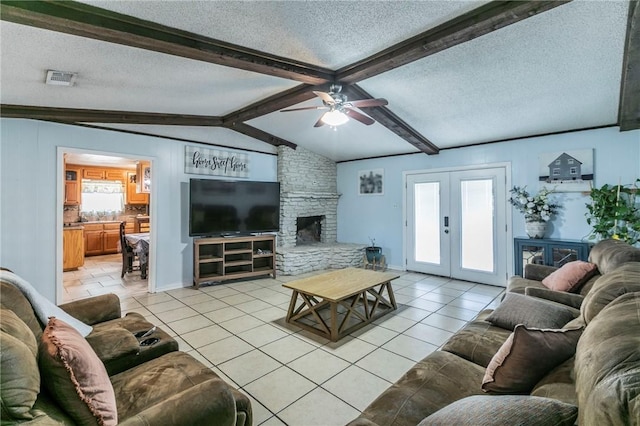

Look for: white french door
[406,167,508,286]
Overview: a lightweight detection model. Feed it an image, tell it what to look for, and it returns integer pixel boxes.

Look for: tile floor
[64,257,505,426]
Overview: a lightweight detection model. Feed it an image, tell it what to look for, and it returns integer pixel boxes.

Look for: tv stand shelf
[193,235,276,289]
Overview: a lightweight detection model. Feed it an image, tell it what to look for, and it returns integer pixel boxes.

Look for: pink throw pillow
[39,317,117,426]
[542,261,597,292]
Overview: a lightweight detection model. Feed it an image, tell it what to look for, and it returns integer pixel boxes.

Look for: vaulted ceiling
[1,1,638,161]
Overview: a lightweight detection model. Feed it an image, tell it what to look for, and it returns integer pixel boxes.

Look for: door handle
[444,216,449,227]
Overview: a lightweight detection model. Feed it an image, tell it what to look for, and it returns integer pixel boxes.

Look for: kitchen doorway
[404,165,511,287]
[57,148,156,304]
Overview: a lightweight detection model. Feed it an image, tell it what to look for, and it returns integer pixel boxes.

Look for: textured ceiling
[0,1,633,161]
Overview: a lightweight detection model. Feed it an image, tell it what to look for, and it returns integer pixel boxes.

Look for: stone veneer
[276,146,363,275]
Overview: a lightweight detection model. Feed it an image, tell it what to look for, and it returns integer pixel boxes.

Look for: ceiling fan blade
[344,108,375,125]
[281,106,327,112]
[349,98,388,108]
[313,91,335,104]
[313,113,326,127]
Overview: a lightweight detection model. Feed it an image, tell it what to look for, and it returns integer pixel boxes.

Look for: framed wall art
[359,169,384,195]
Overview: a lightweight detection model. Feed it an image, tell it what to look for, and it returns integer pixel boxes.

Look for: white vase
[525,220,547,239]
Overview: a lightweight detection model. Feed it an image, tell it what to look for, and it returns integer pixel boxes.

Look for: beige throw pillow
[482,324,582,394]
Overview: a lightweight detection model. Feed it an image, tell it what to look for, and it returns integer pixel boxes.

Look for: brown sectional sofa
[0,276,252,425]
[348,239,640,425]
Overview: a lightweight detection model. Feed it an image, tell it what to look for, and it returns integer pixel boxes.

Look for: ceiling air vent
[45,70,77,86]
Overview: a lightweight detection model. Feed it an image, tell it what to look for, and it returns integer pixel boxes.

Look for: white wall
[0,119,277,301]
[336,127,640,269]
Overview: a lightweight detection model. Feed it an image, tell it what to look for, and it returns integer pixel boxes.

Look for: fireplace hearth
[296,216,323,245]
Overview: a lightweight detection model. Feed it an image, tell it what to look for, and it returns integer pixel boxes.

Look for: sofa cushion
[530,357,577,405]
[541,260,597,292]
[575,292,640,425]
[486,293,579,330]
[110,351,221,421]
[588,238,640,274]
[417,395,578,426]
[440,317,512,368]
[0,281,43,339]
[524,287,584,309]
[0,331,40,421]
[39,317,117,426]
[580,262,640,323]
[353,351,486,426]
[482,325,582,394]
[1,308,38,357]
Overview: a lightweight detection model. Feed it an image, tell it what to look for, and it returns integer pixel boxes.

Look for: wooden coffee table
[283,268,400,342]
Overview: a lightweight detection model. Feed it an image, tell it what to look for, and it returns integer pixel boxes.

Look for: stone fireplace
[276,146,364,275]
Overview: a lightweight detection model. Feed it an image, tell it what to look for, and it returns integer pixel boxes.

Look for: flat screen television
[189,179,280,237]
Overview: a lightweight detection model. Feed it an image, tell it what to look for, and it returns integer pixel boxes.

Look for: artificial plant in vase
[366,237,382,262]
[585,179,640,245]
[509,186,560,238]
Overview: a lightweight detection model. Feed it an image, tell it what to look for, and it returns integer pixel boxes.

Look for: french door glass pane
[460,179,494,272]
[415,182,440,264]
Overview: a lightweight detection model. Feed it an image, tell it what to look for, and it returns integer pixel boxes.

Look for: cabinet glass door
[551,247,578,267]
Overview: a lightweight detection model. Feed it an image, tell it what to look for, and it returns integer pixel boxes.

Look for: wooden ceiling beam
[225,122,297,149]
[336,1,571,84]
[342,85,439,155]
[0,104,224,126]
[0,0,334,85]
[223,84,322,125]
[618,0,640,131]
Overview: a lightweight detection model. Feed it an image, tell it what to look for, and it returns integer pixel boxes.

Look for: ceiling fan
[280,84,388,127]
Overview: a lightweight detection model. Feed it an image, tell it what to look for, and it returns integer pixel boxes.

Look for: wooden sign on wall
[184,146,249,178]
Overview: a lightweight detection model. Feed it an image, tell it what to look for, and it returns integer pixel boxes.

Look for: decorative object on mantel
[509,186,560,239]
[585,179,639,245]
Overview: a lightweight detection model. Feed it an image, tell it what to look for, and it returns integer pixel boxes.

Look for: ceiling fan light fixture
[321,110,349,126]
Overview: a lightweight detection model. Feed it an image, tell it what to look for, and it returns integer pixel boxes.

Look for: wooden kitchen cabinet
[83,167,124,181]
[103,223,120,254]
[64,166,81,206]
[63,228,84,271]
[84,224,104,256]
[126,172,149,204]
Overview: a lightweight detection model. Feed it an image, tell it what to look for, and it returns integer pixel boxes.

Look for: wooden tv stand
[193,234,276,289]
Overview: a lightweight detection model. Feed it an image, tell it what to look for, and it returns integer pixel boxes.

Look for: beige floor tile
[350,323,398,346]
[204,306,245,323]
[191,298,229,314]
[447,297,487,312]
[251,306,288,323]
[393,293,415,304]
[420,313,468,333]
[176,292,216,306]
[407,298,446,312]
[261,335,316,364]
[393,306,431,322]
[373,314,416,333]
[181,324,232,348]
[322,366,391,411]
[261,292,292,305]
[355,348,416,383]
[321,336,377,363]
[154,306,199,323]
[145,299,186,314]
[237,324,289,348]
[235,299,273,314]
[278,387,360,426]
[287,349,350,385]
[420,292,457,304]
[430,287,465,297]
[198,335,254,365]
[243,367,315,413]
[219,293,255,306]
[244,394,275,426]
[403,323,454,347]
[185,349,213,368]
[201,285,241,298]
[394,287,427,298]
[218,349,282,386]
[167,315,214,335]
[457,291,495,304]
[469,284,505,296]
[382,334,438,362]
[436,305,479,321]
[259,416,286,426]
[219,315,264,334]
[134,292,174,306]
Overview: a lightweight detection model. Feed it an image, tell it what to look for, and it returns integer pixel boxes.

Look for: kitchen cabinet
[64,166,81,206]
[63,228,84,271]
[134,216,150,233]
[84,222,122,256]
[126,172,149,204]
[83,167,124,181]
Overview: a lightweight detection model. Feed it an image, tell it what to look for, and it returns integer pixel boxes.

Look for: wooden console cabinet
[193,235,276,288]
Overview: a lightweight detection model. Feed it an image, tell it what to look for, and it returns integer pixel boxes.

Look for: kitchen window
[81,180,124,215]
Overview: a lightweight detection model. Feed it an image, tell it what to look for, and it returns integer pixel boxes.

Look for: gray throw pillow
[418,395,578,426]
[486,293,579,330]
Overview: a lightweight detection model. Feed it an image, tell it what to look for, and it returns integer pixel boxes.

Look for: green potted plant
[585,179,640,245]
[365,237,382,262]
[509,186,560,238]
